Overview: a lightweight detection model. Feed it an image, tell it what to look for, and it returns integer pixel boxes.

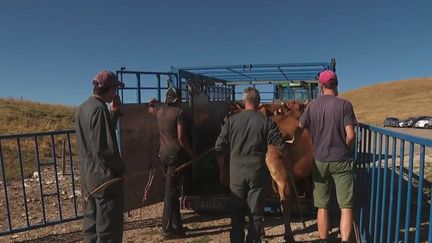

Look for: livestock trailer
[115,59,336,213]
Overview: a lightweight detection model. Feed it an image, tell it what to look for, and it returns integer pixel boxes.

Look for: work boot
[283,234,296,243]
[161,228,186,240]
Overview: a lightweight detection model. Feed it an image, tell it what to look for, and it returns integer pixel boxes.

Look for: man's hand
[148,98,157,114]
[217,155,228,186]
[112,95,121,113]
[190,153,198,162]
[219,172,229,186]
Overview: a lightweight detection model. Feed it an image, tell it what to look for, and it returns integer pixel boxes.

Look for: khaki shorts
[312,160,354,209]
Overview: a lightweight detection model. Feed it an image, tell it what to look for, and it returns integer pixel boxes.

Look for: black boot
[283,234,296,243]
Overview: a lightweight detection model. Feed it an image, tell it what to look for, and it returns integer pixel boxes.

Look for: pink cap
[318,70,338,85]
[93,70,125,88]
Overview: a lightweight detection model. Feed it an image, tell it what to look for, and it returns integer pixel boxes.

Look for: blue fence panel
[116,70,177,104]
[0,130,82,236]
[355,123,432,243]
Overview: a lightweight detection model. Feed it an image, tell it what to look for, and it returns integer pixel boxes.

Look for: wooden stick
[170,148,216,176]
[85,148,216,201]
[84,170,150,201]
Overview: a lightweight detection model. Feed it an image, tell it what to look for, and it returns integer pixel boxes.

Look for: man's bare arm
[345,124,356,148]
[177,124,195,160]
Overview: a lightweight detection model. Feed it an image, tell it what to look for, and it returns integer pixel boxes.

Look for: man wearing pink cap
[75,70,126,242]
[299,70,357,243]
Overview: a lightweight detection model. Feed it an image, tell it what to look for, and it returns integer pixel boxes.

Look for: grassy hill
[0,98,76,135]
[340,77,432,125]
[0,99,76,180]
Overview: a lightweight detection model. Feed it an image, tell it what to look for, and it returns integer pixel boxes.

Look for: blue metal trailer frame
[173,59,335,102]
[112,60,335,213]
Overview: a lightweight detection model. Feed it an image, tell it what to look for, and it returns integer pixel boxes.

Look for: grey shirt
[75,96,125,194]
[299,95,357,162]
[215,110,285,173]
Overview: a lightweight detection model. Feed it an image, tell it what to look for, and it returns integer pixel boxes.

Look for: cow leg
[277,181,295,243]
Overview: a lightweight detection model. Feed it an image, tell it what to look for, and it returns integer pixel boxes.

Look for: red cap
[93,70,125,88]
[318,70,338,85]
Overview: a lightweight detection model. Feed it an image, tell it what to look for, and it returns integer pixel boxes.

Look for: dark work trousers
[83,181,124,243]
[162,163,183,233]
[229,167,266,243]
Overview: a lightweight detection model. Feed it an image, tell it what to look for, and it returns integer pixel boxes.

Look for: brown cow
[265,102,313,242]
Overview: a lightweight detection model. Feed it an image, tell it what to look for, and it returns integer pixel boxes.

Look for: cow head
[272,111,300,144]
[259,102,290,117]
[280,100,305,119]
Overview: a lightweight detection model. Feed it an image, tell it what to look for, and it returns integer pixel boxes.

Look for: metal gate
[355,123,432,243]
[0,130,81,236]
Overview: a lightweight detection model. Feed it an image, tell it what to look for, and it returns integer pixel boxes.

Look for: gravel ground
[0,167,327,243]
[1,202,334,243]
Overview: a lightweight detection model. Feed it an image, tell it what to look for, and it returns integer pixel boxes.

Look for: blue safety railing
[355,123,432,243]
[0,130,82,236]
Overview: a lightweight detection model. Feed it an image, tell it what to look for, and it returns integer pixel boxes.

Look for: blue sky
[0,0,431,106]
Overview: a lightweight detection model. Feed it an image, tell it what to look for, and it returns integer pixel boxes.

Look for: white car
[414,117,432,129]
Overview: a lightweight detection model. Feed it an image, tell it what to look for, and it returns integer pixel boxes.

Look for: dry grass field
[340,77,432,125]
[0,99,77,180]
[0,98,76,135]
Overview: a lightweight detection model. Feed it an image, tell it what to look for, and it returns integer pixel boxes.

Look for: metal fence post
[62,139,66,176]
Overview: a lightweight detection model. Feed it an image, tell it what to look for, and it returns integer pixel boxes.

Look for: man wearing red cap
[75,70,126,242]
[299,70,357,243]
